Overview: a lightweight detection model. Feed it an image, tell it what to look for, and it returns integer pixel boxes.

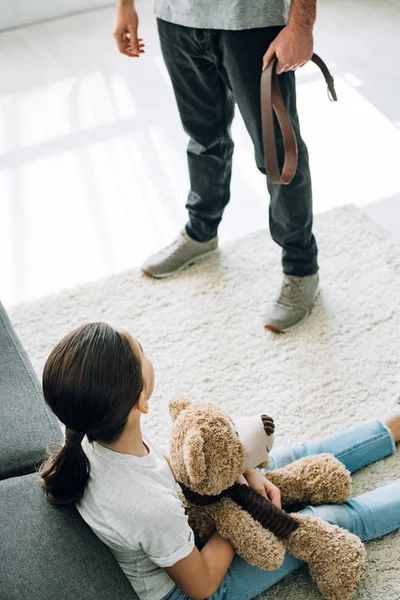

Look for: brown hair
[39,322,143,506]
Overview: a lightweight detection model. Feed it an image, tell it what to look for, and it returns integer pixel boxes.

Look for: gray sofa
[0,300,139,600]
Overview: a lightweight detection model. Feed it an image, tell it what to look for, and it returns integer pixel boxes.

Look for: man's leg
[220,28,319,330]
[220,26,316,274]
[142,21,234,278]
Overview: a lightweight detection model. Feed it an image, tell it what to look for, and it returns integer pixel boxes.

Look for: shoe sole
[265,288,320,333]
[141,248,218,279]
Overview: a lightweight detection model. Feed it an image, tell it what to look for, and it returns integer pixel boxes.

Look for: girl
[40,322,400,600]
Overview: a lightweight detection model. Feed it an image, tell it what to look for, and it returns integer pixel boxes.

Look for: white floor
[1,0,400,308]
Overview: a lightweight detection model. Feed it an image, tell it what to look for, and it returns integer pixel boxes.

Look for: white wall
[0,0,113,31]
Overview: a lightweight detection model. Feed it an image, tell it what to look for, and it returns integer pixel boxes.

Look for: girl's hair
[39,322,143,506]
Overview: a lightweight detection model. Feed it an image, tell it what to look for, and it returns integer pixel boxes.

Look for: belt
[261,53,337,185]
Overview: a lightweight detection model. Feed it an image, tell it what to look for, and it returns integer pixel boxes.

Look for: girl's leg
[208,481,400,600]
[211,554,303,600]
[301,480,400,542]
[267,420,395,473]
[161,555,305,600]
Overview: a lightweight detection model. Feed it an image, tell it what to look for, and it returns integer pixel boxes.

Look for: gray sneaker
[265,273,320,332]
[141,230,218,278]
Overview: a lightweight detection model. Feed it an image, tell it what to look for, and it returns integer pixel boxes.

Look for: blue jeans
[161,420,399,600]
[157,19,318,277]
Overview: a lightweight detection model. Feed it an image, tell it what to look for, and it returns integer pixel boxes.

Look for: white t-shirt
[76,439,195,600]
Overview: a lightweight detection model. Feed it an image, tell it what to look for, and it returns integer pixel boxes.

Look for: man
[114,0,319,332]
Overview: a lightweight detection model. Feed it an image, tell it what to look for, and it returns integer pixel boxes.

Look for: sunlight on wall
[0,72,138,152]
[297,73,400,209]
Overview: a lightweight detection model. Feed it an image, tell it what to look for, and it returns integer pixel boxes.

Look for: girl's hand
[244,469,282,508]
[113,1,145,58]
[235,474,248,486]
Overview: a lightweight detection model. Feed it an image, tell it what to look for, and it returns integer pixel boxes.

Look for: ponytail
[40,322,143,506]
[39,439,90,506]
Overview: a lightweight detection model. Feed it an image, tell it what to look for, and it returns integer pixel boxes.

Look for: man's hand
[262,23,313,74]
[244,469,282,508]
[262,0,316,73]
[113,1,145,58]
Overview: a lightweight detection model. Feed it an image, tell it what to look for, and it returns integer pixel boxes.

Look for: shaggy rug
[9,205,400,600]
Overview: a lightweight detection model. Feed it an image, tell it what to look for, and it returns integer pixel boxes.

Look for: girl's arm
[244,469,282,508]
[162,452,178,481]
[162,450,234,595]
[162,451,172,469]
[165,532,234,600]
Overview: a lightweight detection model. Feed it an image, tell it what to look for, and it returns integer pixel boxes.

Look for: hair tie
[65,428,85,447]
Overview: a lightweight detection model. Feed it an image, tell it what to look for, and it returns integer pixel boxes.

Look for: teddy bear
[169,396,366,600]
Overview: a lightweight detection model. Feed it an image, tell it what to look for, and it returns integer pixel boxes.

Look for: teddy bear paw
[284,513,366,600]
[267,453,351,505]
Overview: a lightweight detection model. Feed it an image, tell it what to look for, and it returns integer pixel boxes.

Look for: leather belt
[261,53,337,185]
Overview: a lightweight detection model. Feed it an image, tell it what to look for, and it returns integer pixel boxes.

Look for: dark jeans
[157,19,318,276]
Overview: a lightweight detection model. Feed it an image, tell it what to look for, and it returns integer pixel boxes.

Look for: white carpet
[9,205,400,599]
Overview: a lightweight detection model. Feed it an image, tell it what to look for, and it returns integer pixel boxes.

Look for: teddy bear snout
[233,414,275,470]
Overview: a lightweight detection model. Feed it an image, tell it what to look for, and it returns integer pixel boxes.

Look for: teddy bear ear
[183,428,206,485]
[169,396,192,421]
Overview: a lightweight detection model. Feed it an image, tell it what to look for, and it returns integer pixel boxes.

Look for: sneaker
[391,394,400,417]
[141,230,218,279]
[265,272,319,332]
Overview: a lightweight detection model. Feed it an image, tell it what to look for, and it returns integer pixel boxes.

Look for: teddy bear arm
[185,504,217,547]
[264,468,305,504]
[213,499,285,571]
[265,454,351,505]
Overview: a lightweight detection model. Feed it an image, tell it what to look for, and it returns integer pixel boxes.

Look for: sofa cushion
[0,300,61,480]
[0,473,138,600]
